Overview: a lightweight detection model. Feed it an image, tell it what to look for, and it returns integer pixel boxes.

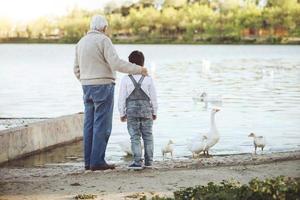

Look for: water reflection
[3,140,83,168]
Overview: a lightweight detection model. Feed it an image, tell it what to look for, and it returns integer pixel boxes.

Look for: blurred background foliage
[0,0,299,44]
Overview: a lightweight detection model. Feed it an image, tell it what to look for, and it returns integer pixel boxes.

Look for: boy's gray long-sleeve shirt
[74,30,142,85]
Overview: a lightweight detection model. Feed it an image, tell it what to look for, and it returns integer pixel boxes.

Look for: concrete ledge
[0,113,83,164]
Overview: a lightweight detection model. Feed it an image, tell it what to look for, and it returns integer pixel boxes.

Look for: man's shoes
[90,164,116,171]
[127,163,143,170]
[85,166,90,170]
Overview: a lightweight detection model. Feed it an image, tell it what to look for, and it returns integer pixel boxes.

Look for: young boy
[118,50,158,169]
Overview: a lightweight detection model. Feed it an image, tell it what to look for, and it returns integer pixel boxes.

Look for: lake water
[1,44,300,165]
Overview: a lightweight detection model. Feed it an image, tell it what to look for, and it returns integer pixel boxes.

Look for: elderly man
[74,15,148,171]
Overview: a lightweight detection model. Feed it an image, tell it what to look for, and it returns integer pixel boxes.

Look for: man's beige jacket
[74,30,142,85]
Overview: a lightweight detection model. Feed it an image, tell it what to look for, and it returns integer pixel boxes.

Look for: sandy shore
[1,151,300,200]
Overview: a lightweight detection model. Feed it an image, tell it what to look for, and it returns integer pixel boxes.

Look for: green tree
[163,0,187,8]
[57,8,91,42]
[237,4,262,37]
[28,17,54,39]
[267,0,298,8]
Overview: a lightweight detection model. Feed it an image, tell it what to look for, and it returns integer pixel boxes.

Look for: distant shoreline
[1,37,300,45]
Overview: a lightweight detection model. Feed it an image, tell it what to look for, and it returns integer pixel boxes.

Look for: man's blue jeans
[82,84,114,168]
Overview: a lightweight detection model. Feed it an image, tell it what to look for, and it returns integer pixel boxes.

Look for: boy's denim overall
[126,75,153,165]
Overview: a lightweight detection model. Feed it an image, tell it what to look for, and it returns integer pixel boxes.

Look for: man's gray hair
[90,15,108,31]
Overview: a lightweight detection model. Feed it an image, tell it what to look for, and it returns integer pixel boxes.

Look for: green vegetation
[74,194,97,199]
[1,0,300,44]
[150,176,300,200]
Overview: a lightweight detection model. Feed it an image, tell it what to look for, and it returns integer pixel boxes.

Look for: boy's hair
[128,50,144,66]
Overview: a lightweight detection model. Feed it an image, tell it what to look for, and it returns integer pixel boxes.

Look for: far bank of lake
[1,36,300,45]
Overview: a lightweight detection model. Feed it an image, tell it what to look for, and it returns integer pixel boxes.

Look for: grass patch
[74,194,97,199]
[151,176,300,200]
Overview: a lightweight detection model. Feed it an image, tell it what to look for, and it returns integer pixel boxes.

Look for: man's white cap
[90,15,108,31]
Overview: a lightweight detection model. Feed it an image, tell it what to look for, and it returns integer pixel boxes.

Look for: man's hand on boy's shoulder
[120,116,127,122]
[141,67,148,76]
[152,115,157,120]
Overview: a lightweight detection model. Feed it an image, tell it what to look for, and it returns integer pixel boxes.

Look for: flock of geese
[118,92,266,160]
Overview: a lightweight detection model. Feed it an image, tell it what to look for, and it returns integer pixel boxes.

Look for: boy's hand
[120,116,127,122]
[152,115,157,120]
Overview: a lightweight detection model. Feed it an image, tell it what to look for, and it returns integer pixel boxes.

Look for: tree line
[0,0,299,44]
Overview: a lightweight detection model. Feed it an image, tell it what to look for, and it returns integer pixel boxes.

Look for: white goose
[188,108,220,157]
[201,59,211,75]
[203,108,221,156]
[118,139,132,156]
[248,132,266,154]
[261,69,274,80]
[118,139,144,156]
[188,135,207,158]
[161,140,175,159]
[193,92,222,105]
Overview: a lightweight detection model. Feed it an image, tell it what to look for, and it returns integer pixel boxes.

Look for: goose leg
[254,146,257,155]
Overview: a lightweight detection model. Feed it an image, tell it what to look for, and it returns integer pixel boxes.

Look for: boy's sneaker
[144,162,153,169]
[127,163,143,170]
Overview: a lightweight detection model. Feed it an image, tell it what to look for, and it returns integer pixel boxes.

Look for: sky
[0,0,117,22]
[0,0,268,23]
